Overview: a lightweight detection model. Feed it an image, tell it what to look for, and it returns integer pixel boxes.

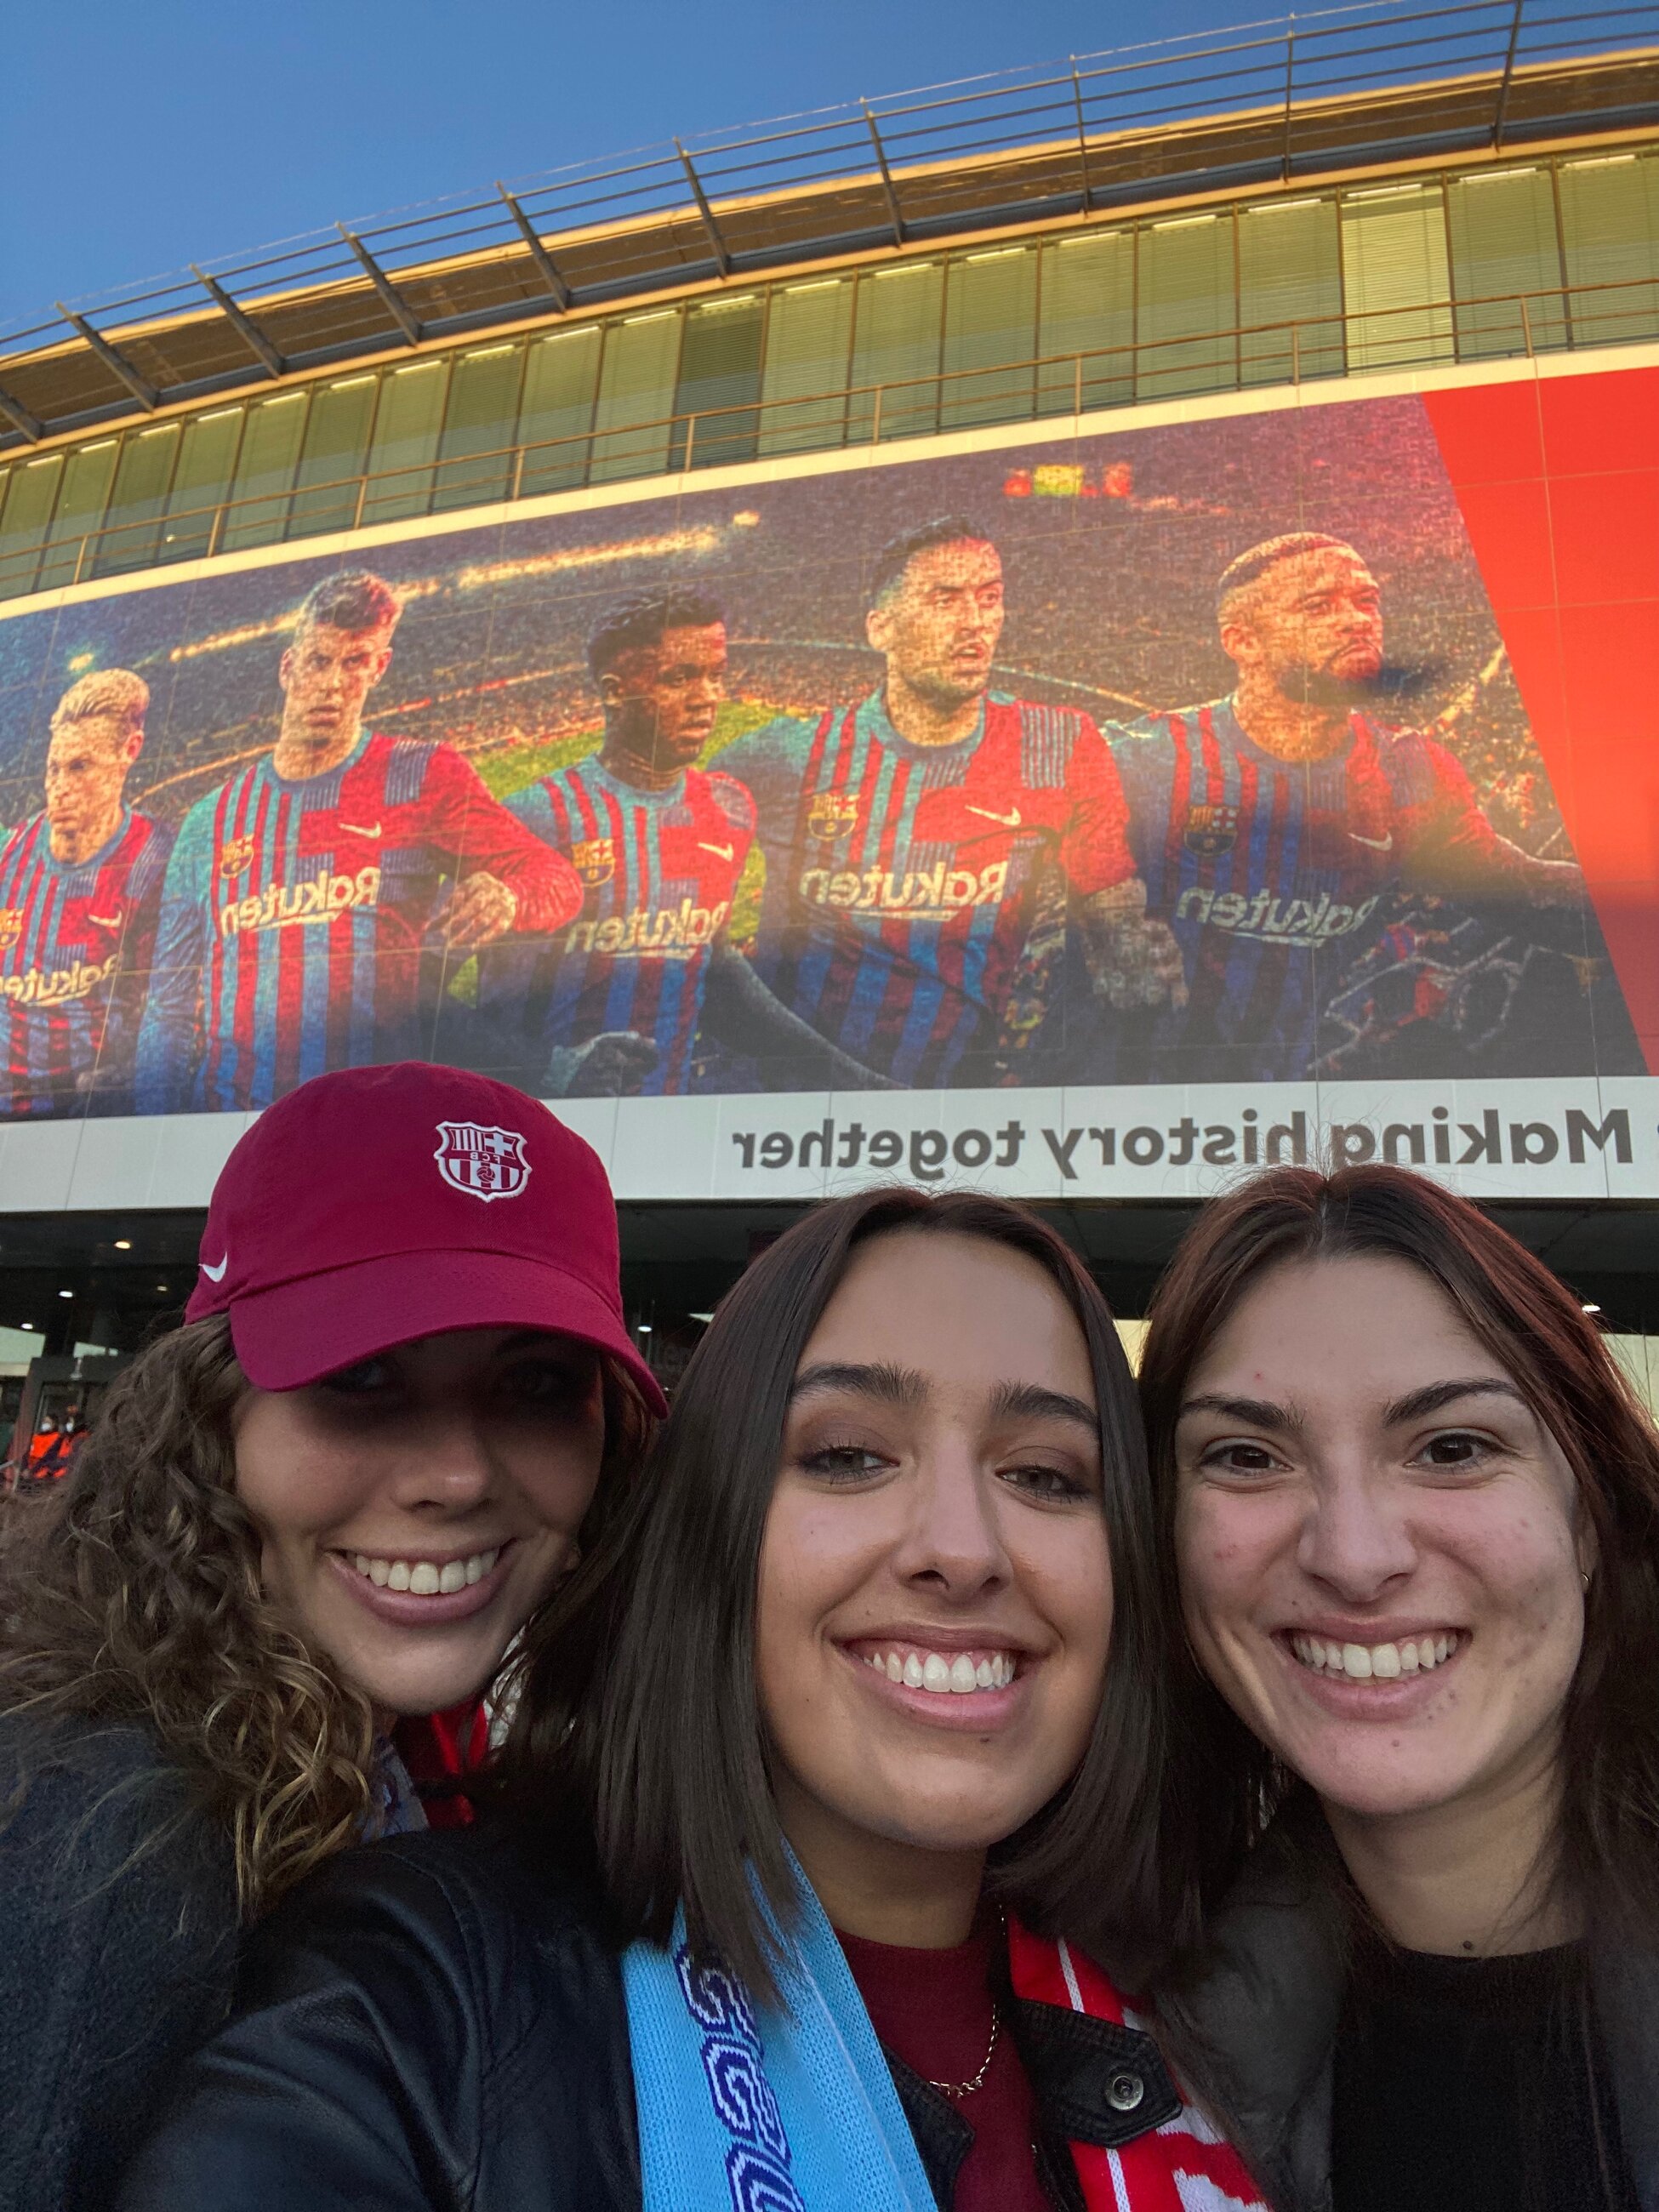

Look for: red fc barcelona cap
[186,1061,666,1412]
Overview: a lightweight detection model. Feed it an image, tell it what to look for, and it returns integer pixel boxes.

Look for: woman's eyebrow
[789,1361,926,1406]
[1382,1377,1528,1426]
[988,1380,1098,1433]
[1179,1391,1303,1433]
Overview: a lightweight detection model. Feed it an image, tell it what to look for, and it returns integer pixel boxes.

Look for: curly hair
[0,1320,654,1918]
[0,1318,377,1915]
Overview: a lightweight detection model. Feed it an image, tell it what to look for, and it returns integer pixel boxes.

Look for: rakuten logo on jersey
[1176,885,1382,947]
[799,860,1009,920]
[565,898,730,958]
[1,953,120,1007]
[218,867,381,938]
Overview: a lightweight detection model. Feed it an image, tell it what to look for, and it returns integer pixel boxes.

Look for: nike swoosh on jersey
[1348,831,1394,852]
[698,841,736,862]
[199,1255,229,1282]
[966,804,1023,829]
[339,821,384,838]
[86,913,124,929]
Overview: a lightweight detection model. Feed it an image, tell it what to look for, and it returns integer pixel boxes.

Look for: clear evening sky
[3,0,1265,334]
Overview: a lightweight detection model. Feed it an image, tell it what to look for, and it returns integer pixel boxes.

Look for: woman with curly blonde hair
[0,1061,660,2212]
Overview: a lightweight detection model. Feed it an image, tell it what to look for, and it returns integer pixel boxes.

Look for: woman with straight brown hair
[1142,1162,1659,2212]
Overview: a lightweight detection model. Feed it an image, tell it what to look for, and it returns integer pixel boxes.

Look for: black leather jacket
[117,1824,1189,2212]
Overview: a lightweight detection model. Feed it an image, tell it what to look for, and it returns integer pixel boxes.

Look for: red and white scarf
[1009,1921,1270,2212]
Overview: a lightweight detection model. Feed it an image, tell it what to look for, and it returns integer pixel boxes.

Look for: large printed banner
[1,355,1656,1206]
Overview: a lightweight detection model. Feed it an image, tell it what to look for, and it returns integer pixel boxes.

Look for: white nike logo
[340,821,383,839]
[699,841,736,863]
[199,1255,229,1282]
[967,804,1023,829]
[1349,831,1394,852]
[86,913,124,929]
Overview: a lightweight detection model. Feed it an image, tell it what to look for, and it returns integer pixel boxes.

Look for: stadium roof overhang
[2,0,1657,455]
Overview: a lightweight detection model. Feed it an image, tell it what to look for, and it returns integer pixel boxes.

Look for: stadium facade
[3,0,1659,1440]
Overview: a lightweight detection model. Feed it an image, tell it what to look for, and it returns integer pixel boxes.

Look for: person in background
[136,570,584,1113]
[0,1059,660,2212]
[1110,534,1585,1081]
[0,670,172,1117]
[118,1187,1266,2212]
[718,519,1183,1089]
[477,585,889,1097]
[1143,1164,1659,2211]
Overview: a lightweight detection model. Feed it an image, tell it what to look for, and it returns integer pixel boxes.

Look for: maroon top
[837,1924,1051,2212]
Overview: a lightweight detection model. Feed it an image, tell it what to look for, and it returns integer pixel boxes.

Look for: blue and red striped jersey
[0,807,173,1117]
[494,753,755,1097]
[1111,695,1531,1081]
[137,729,581,1113]
[718,689,1136,1086]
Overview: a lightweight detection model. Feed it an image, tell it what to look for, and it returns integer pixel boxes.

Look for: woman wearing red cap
[0,1060,661,2212]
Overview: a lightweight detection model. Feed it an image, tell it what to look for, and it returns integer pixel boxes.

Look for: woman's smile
[838,1630,1031,1730]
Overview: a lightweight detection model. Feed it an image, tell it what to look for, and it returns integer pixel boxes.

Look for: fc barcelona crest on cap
[1183,802,1240,858]
[434,1120,532,1202]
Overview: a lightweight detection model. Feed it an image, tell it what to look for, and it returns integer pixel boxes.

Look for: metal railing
[1,0,1655,453]
[3,270,1656,604]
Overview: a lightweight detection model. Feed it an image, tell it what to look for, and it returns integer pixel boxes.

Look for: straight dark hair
[1140,1163,1659,1955]
[498,1185,1170,1996]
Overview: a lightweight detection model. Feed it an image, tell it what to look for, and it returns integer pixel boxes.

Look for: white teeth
[1293,1632,1459,1679]
[863,1647,1017,1693]
[350,1547,500,1597]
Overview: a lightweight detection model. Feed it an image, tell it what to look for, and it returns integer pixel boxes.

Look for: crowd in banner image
[0,418,1634,1122]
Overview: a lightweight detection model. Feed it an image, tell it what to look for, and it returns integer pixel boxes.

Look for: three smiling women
[9,1104,1655,2209]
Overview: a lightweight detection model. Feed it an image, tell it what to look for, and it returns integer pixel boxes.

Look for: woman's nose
[1296,1469,1417,1599]
[892,1456,1010,1593]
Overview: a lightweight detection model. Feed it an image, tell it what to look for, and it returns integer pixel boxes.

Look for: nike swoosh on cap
[199,1255,229,1282]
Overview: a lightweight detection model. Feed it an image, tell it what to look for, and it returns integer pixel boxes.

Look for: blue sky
[3,0,1266,334]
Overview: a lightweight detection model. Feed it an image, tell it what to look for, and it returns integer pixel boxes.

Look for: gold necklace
[922,2004,1000,2100]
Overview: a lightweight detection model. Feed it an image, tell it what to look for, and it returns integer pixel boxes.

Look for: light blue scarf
[620,1860,938,2212]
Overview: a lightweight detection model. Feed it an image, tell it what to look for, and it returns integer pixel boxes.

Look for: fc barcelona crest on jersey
[0,908,19,950]
[807,792,860,844]
[571,836,616,887]
[1183,803,1240,858]
[434,1120,532,1202]
[219,833,257,879]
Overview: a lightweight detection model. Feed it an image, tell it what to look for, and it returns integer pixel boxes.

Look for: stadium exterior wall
[1,338,1656,1223]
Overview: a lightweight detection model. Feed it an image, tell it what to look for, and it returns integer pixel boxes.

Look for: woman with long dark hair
[118,1185,1265,2212]
[1142,1162,1659,2211]
[0,1061,658,2212]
